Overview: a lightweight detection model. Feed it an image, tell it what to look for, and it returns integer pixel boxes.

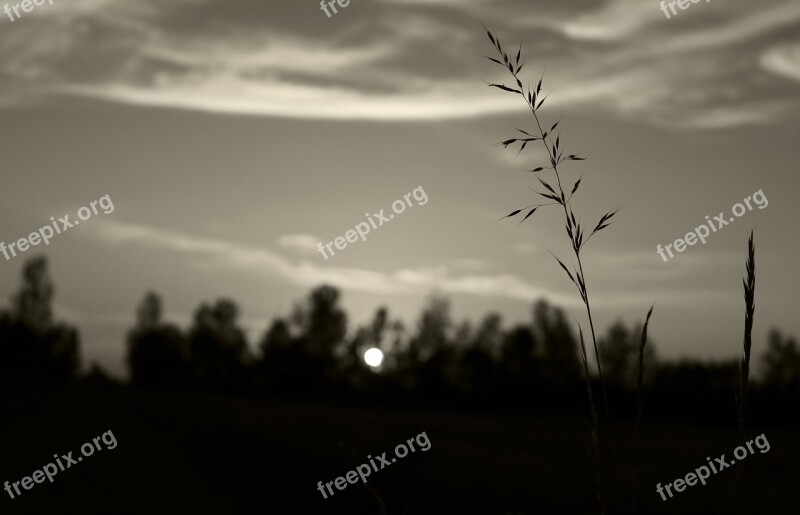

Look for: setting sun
[364,347,384,368]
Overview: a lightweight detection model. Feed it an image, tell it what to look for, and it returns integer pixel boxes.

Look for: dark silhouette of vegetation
[127,292,191,389]
[761,329,800,396]
[599,318,658,391]
[0,255,798,426]
[259,285,348,396]
[480,25,643,510]
[0,256,80,379]
[1,255,798,512]
[188,298,251,392]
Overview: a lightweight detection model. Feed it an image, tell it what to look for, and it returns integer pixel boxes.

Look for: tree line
[2,257,799,417]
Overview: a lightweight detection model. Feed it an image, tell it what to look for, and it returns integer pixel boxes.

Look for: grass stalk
[737,230,756,441]
[482,25,626,510]
[339,439,387,514]
[631,305,654,515]
[735,231,756,511]
[578,325,606,515]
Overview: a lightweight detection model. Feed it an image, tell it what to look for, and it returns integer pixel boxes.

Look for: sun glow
[364,347,384,368]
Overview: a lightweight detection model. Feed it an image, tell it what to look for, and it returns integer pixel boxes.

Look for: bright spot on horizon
[364,347,384,368]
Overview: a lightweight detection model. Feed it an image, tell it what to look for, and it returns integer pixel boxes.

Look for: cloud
[53,303,134,327]
[561,0,657,41]
[89,218,575,304]
[276,234,321,256]
[761,42,800,81]
[1,0,799,128]
[88,219,729,310]
[658,2,800,55]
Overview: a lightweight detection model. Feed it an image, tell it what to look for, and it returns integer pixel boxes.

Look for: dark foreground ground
[0,378,796,514]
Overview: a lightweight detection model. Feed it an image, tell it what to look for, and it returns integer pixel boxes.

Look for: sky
[0,0,798,377]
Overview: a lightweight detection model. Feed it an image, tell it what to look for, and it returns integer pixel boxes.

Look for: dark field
[1,378,795,514]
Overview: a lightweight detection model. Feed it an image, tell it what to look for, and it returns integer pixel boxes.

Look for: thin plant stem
[524,68,624,511]
[482,26,633,511]
[631,306,654,515]
[578,324,606,515]
[735,231,755,514]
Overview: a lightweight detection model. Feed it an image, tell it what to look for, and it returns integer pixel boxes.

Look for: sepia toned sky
[0,0,798,377]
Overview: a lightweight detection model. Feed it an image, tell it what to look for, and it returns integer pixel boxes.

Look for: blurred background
[1,0,799,513]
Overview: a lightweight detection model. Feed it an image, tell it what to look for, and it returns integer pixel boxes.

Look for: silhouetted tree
[0,256,80,379]
[262,318,293,351]
[258,318,301,393]
[452,320,473,348]
[408,295,452,362]
[344,307,389,363]
[499,325,539,396]
[337,307,390,391]
[375,317,406,382]
[294,286,347,358]
[15,255,54,328]
[188,298,250,391]
[532,299,580,389]
[399,295,454,396]
[457,314,501,398]
[761,329,800,396]
[265,285,347,394]
[598,320,657,389]
[127,292,191,389]
[473,313,503,357]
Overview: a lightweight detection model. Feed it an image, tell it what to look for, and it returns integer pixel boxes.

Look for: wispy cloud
[276,234,321,256]
[0,0,799,128]
[761,42,800,81]
[560,0,657,41]
[90,218,576,304]
[87,218,733,310]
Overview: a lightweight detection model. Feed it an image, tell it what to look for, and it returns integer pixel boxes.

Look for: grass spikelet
[735,231,756,508]
[631,305,654,515]
[737,230,756,436]
[481,25,632,511]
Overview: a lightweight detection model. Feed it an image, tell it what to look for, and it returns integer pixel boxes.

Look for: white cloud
[659,2,800,55]
[276,234,321,256]
[89,218,575,303]
[1,0,798,128]
[561,0,658,41]
[761,43,800,81]
[89,219,725,310]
